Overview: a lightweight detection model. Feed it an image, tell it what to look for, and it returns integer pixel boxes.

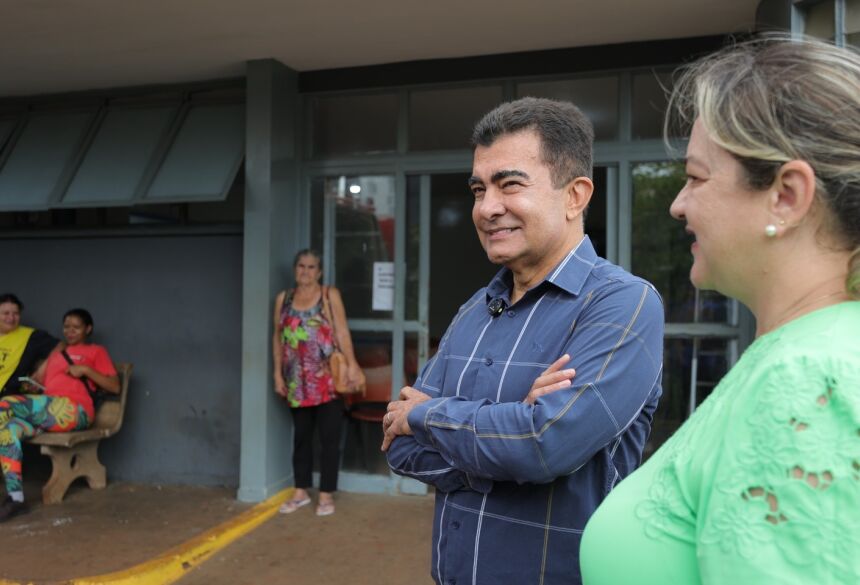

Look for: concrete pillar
[238,59,305,502]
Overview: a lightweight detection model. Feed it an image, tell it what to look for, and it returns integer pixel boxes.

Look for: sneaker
[0,497,27,522]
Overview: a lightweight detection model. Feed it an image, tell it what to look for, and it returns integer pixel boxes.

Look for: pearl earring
[765,224,778,237]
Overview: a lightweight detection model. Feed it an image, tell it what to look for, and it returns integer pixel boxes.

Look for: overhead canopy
[0,97,244,211]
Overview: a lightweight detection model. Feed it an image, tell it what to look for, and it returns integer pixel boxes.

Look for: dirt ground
[2,479,435,585]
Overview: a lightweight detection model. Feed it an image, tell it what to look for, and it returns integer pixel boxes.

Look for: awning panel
[145,103,245,202]
[62,106,177,206]
[0,117,17,150]
[0,110,94,210]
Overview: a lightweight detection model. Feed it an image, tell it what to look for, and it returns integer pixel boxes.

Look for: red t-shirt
[44,344,117,420]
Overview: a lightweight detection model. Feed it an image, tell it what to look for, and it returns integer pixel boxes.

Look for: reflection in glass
[631,161,730,323]
[311,175,396,319]
[340,332,393,475]
[848,0,860,48]
[646,337,730,458]
[632,71,672,140]
[309,93,398,157]
[517,77,619,140]
[424,174,498,346]
[586,167,607,259]
[405,331,421,387]
[409,85,503,151]
[406,176,421,322]
[805,1,836,41]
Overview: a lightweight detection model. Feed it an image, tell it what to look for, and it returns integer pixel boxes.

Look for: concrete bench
[28,363,133,504]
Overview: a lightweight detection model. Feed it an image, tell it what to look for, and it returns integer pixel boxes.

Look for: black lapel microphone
[488,297,507,317]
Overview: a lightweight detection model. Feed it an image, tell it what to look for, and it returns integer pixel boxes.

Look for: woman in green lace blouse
[581,36,860,584]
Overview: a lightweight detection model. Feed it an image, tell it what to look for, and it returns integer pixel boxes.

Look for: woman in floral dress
[273,249,361,516]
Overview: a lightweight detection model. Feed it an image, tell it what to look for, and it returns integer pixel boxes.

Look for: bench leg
[39,442,106,505]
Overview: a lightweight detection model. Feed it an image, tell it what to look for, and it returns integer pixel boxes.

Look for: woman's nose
[669,189,686,221]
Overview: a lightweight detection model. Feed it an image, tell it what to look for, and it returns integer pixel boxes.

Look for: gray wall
[4,233,242,486]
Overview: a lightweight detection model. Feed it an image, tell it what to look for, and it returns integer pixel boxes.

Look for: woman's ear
[770,160,817,227]
[86,325,94,336]
[565,177,594,222]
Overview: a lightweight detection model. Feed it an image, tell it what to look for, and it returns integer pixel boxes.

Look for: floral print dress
[280,289,337,408]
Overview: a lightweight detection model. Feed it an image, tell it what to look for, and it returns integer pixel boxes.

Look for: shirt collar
[485,236,598,303]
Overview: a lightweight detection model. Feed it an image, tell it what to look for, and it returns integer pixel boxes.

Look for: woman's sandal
[279,497,311,514]
[316,501,335,516]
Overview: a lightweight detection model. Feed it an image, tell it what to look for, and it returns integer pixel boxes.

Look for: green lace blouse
[581,301,860,584]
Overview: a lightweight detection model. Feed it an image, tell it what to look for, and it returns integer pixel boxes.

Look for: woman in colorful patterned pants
[0,308,118,522]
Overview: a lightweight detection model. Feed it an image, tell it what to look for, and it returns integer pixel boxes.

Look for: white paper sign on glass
[372,261,395,311]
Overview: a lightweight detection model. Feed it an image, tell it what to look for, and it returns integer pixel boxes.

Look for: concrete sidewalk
[176,490,435,585]
[2,481,435,585]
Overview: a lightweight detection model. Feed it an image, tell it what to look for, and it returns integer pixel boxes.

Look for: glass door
[406,168,610,367]
[630,161,743,457]
[311,167,611,487]
[311,174,399,481]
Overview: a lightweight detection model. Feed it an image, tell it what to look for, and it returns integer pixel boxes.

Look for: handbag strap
[321,286,342,351]
[61,349,96,394]
[280,289,294,322]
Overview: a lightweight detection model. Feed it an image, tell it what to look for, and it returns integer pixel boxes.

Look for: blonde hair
[667,34,860,298]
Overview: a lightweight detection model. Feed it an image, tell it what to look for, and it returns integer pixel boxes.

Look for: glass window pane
[646,337,730,457]
[310,93,398,157]
[313,175,396,319]
[805,1,836,41]
[847,0,860,48]
[311,178,325,256]
[340,331,392,474]
[405,331,421,386]
[427,173,498,345]
[517,77,619,141]
[64,106,176,205]
[631,161,731,322]
[409,85,503,151]
[0,110,93,210]
[146,103,245,202]
[632,71,672,140]
[406,175,421,322]
[587,167,607,259]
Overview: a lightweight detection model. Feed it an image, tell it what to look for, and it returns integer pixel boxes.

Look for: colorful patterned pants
[0,394,89,494]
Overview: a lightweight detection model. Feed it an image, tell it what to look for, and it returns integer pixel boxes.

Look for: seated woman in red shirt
[0,308,118,522]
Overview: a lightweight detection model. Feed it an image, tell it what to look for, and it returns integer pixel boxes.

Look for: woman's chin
[688,268,712,291]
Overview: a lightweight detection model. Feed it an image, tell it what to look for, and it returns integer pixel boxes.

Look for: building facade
[1,0,856,500]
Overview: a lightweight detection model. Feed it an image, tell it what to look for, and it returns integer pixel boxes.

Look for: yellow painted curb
[1,488,293,585]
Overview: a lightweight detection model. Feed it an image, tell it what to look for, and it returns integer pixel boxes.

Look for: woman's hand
[524,354,576,405]
[274,375,287,398]
[67,364,90,379]
[67,363,121,393]
[346,362,363,390]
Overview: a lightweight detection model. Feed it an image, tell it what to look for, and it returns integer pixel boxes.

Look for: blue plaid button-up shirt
[387,236,664,585]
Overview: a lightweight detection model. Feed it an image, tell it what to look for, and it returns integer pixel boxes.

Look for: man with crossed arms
[382,97,664,585]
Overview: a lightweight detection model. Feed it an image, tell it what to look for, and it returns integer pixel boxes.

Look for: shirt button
[484,357,493,366]
[448,580,457,585]
[507,309,515,317]
[451,521,460,529]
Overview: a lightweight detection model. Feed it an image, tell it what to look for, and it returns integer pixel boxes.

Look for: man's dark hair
[471,97,594,187]
[0,293,23,310]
